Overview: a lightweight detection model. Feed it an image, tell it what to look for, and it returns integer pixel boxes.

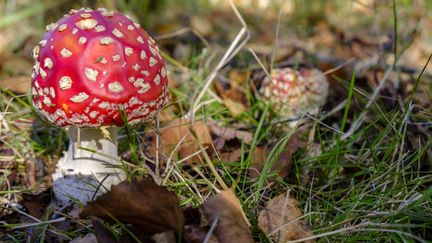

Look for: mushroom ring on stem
[31,8,169,204]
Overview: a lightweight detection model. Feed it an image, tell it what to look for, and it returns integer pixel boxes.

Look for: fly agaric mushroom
[260,67,328,122]
[31,8,168,204]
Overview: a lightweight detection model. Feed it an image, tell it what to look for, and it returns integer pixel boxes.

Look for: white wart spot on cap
[125,47,133,56]
[60,48,72,57]
[149,57,157,67]
[97,56,107,64]
[33,62,40,74]
[89,111,99,118]
[39,68,47,79]
[58,24,67,32]
[95,25,106,32]
[70,92,89,103]
[43,96,52,106]
[46,23,58,31]
[108,82,124,93]
[32,46,40,59]
[140,50,147,60]
[39,40,47,47]
[141,70,150,76]
[127,25,134,30]
[149,37,156,44]
[154,74,161,85]
[101,11,114,17]
[112,54,120,62]
[137,36,144,43]
[80,13,91,18]
[50,87,55,98]
[161,67,167,77]
[134,22,140,28]
[112,28,124,38]
[100,37,114,45]
[98,101,110,109]
[85,68,98,82]
[76,19,98,30]
[132,63,141,71]
[149,45,158,56]
[59,76,72,90]
[72,28,78,35]
[44,58,53,69]
[79,36,87,45]
[134,78,150,94]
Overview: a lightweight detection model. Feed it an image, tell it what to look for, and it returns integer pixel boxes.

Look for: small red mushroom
[31,8,168,204]
[260,67,328,122]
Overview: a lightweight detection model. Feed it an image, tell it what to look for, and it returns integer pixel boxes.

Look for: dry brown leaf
[258,192,315,243]
[228,70,249,88]
[190,16,214,36]
[249,134,306,178]
[184,225,219,243]
[219,149,243,163]
[91,217,117,243]
[80,179,184,236]
[214,70,249,116]
[149,118,213,164]
[0,76,30,94]
[21,192,51,219]
[208,121,253,144]
[203,189,253,243]
[222,97,247,116]
[158,105,177,123]
[69,233,98,243]
[152,231,177,243]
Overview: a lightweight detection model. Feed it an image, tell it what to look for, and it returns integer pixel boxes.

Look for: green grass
[1,0,432,242]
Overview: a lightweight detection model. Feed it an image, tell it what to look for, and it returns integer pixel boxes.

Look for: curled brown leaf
[203,189,254,243]
[79,179,184,236]
[258,192,315,243]
[148,118,213,164]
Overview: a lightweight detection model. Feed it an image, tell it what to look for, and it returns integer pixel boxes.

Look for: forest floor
[1,0,432,242]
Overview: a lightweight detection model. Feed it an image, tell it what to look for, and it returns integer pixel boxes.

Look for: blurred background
[1,0,432,95]
[2,0,432,189]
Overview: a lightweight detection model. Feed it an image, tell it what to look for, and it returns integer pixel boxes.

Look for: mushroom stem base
[52,127,124,205]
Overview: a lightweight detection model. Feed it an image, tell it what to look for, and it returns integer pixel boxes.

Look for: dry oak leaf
[69,233,98,243]
[149,118,213,164]
[208,121,253,144]
[249,134,306,179]
[0,76,31,94]
[258,192,315,243]
[90,217,117,243]
[203,189,254,243]
[184,225,219,243]
[79,180,184,236]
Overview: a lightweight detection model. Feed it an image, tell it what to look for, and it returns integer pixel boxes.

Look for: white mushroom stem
[52,127,124,205]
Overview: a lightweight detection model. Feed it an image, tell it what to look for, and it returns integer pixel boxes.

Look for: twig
[189,0,250,120]
[6,204,70,240]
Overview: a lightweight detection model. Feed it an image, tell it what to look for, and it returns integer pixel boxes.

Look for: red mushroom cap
[260,67,328,117]
[31,8,168,127]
